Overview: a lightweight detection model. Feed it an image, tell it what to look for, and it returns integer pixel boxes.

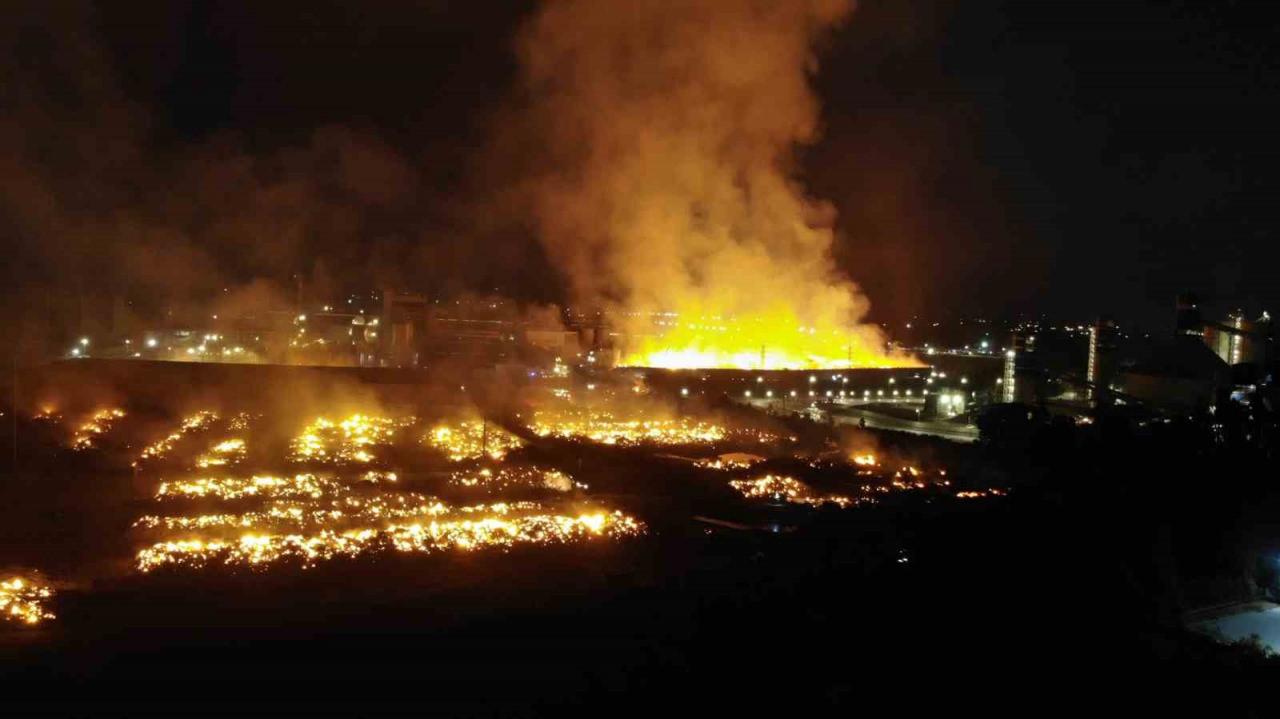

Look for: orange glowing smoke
[514,0,914,370]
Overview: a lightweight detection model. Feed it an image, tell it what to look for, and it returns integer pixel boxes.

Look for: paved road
[828,407,979,443]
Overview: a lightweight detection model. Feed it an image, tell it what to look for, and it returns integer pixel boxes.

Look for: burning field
[0,367,1013,719]
[0,368,1003,642]
[125,410,647,573]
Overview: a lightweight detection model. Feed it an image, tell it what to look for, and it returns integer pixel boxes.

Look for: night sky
[5,0,1279,330]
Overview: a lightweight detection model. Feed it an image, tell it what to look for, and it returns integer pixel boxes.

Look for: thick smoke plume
[512,0,909,369]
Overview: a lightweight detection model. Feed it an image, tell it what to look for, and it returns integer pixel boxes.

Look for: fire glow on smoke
[514,1,917,371]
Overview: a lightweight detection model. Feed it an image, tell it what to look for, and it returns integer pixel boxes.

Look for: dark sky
[6,0,1280,330]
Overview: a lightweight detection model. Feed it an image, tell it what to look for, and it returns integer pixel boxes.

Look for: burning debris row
[728,474,867,509]
[426,420,525,462]
[70,408,127,450]
[194,438,247,469]
[528,408,786,447]
[289,414,417,464]
[956,489,1007,499]
[715,446,1001,511]
[135,411,220,465]
[693,454,766,471]
[448,466,584,493]
[0,576,56,626]
[152,471,391,502]
[135,511,643,573]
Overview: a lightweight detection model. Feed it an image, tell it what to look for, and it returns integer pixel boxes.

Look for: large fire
[622,315,920,370]
[515,1,913,372]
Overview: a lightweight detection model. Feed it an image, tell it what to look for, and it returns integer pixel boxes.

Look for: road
[828,407,979,443]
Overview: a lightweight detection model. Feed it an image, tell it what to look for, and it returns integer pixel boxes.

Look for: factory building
[634,366,932,409]
[1086,317,1118,405]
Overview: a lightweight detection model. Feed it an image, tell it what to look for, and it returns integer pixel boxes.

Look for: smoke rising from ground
[0,3,530,360]
[508,0,900,367]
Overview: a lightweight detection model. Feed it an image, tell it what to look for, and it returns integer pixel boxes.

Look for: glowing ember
[427,420,524,462]
[530,411,727,446]
[694,453,765,471]
[135,496,531,532]
[728,474,862,508]
[0,576,55,625]
[956,489,1007,499]
[852,453,877,467]
[137,410,219,464]
[289,414,414,464]
[71,408,126,450]
[156,474,336,501]
[195,438,247,468]
[450,466,583,492]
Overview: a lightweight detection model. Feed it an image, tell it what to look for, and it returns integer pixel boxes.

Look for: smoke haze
[504,0,905,368]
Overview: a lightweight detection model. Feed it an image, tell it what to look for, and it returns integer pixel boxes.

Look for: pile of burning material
[70,408,126,450]
[449,466,584,493]
[693,453,766,471]
[194,438,247,468]
[136,411,220,465]
[728,475,864,509]
[289,414,416,464]
[852,453,878,469]
[426,420,524,462]
[529,409,728,446]
[0,575,55,625]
